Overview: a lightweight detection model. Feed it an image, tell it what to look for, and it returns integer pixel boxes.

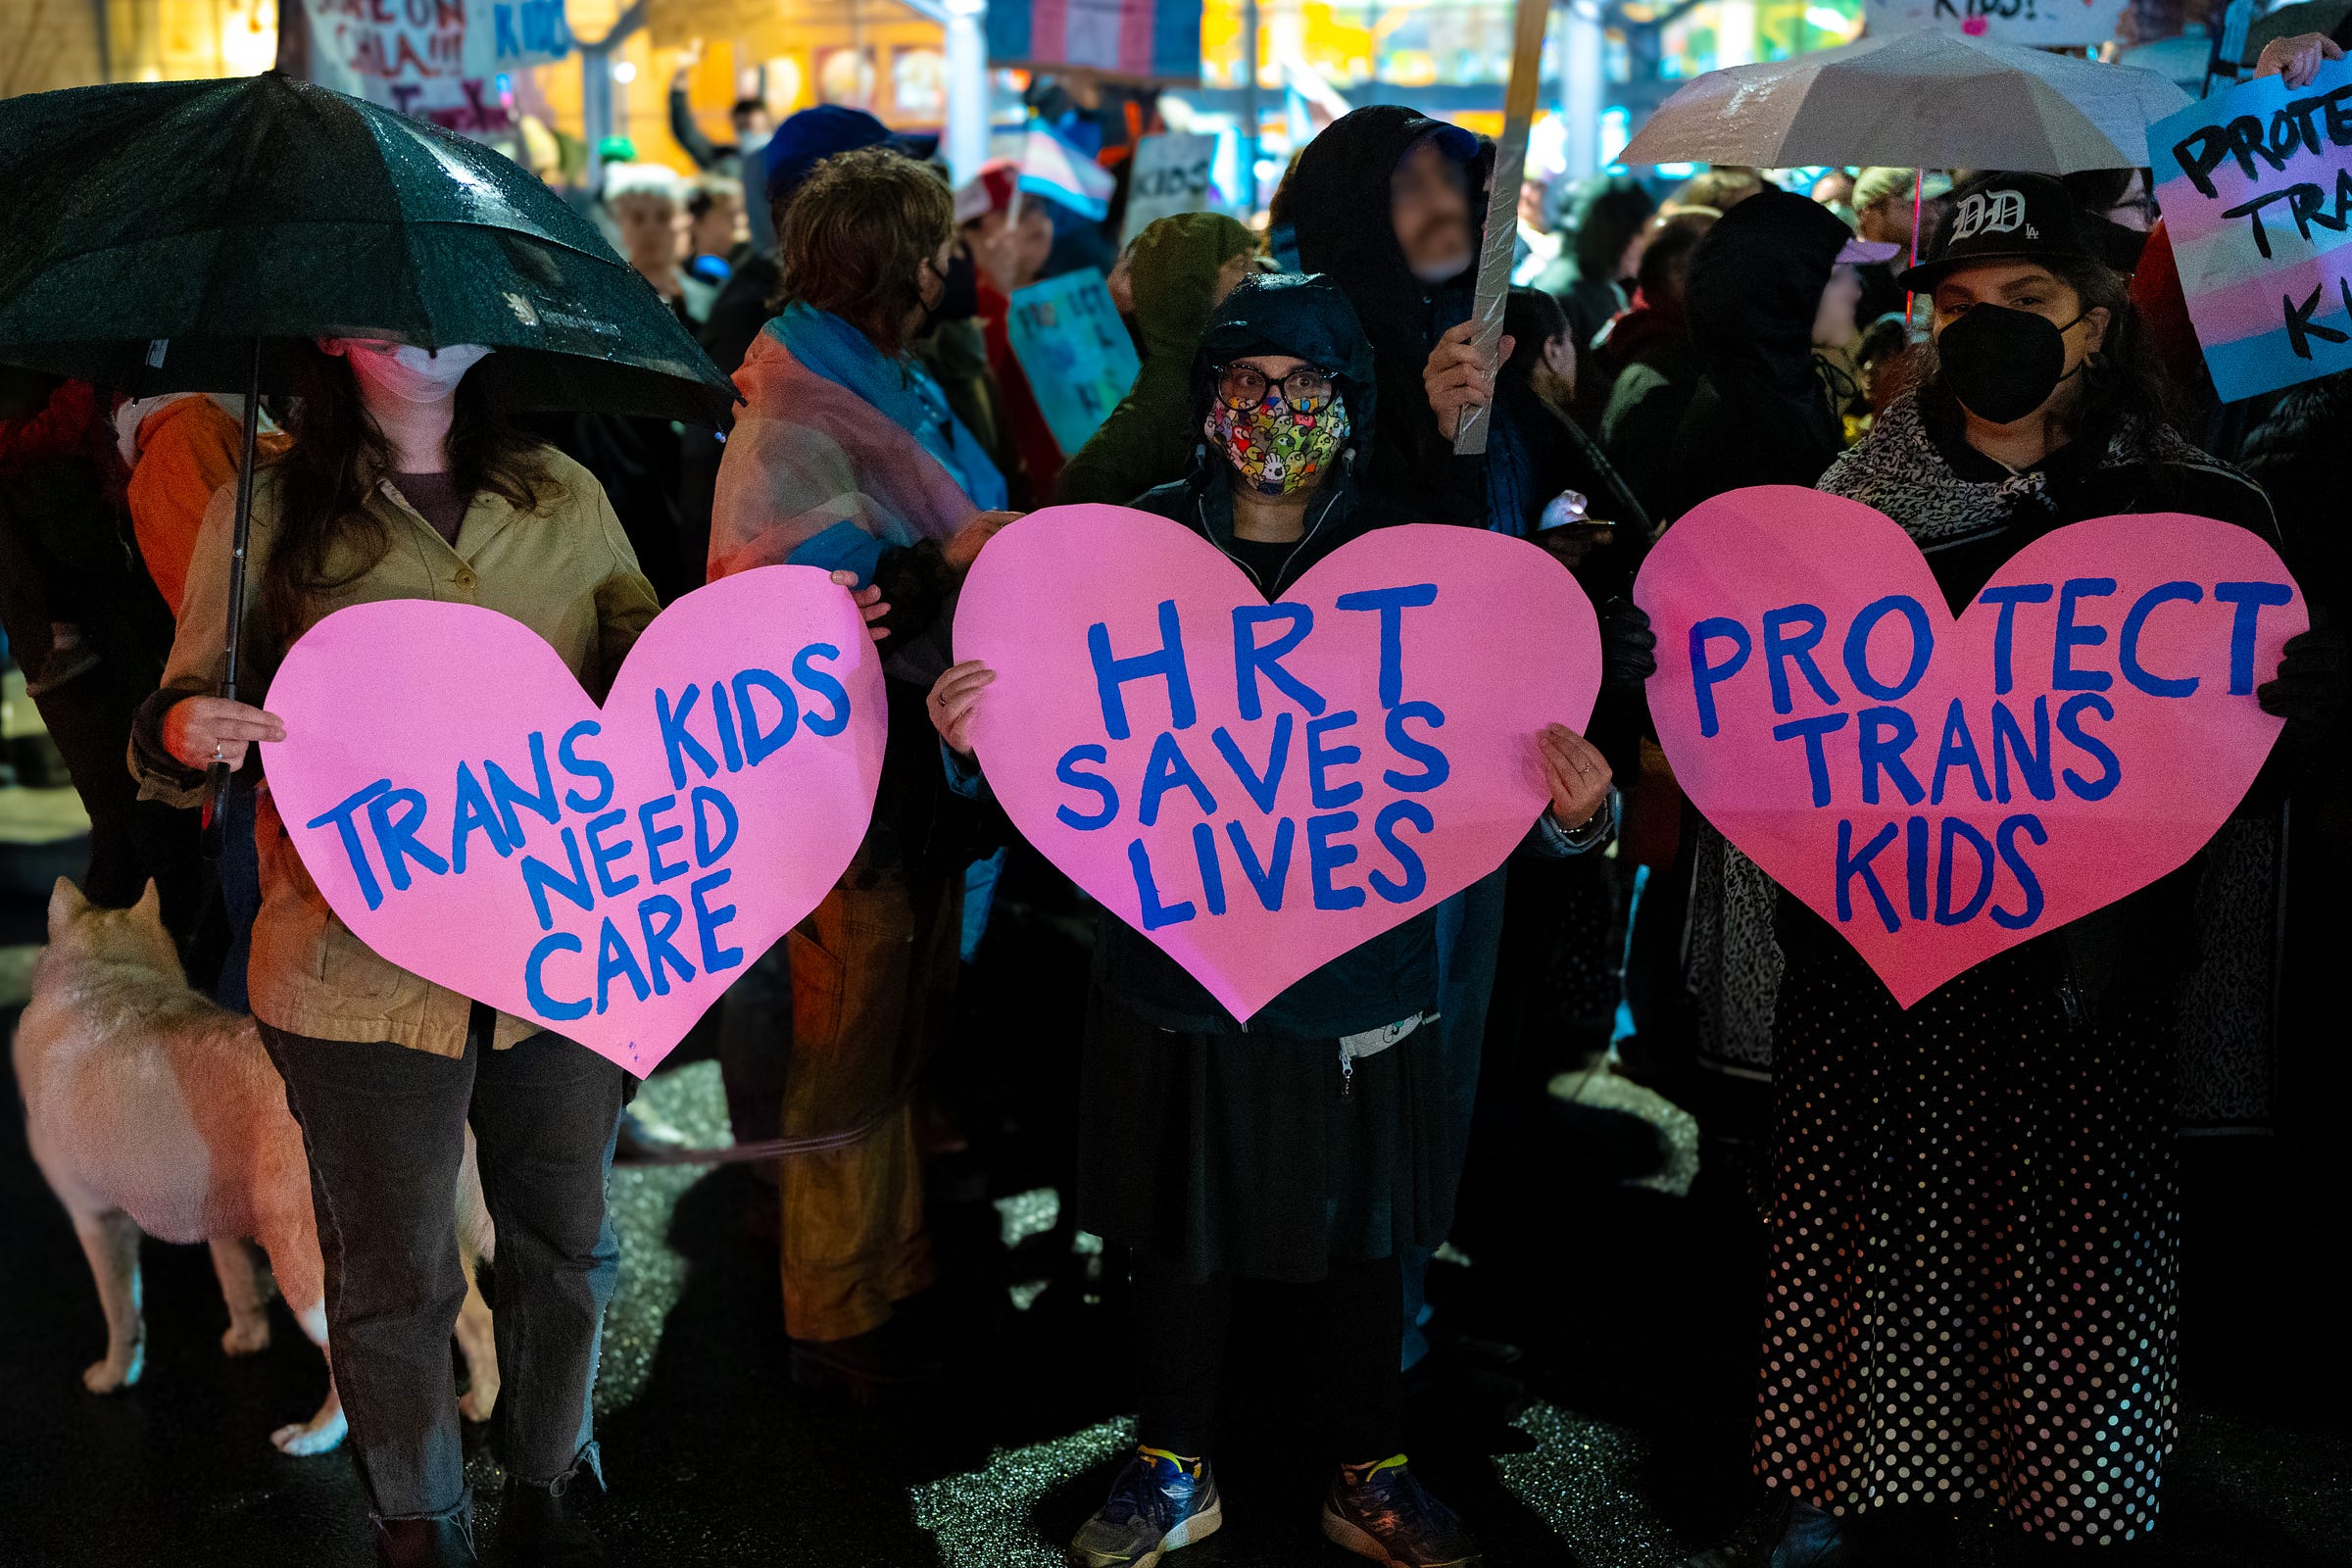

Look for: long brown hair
[777,149,952,359]
[259,343,554,652]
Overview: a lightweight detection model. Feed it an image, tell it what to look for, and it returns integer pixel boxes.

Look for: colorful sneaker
[1067,1446,1223,1567]
[1320,1455,1482,1568]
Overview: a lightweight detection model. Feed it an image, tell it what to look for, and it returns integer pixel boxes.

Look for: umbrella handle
[201,760,232,858]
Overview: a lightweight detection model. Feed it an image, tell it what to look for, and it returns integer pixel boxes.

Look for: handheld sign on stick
[1452,0,1552,456]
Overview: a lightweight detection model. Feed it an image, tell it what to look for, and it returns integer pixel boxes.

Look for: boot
[499,1469,607,1567]
[374,1512,481,1568]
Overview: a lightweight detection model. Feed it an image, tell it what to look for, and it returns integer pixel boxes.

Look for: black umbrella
[0,72,739,846]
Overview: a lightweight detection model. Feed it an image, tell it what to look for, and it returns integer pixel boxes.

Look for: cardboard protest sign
[1863,0,2128,46]
[2152,55,2352,401]
[1005,270,1143,458]
[1638,486,2302,1008]
[1122,132,1222,245]
[955,507,1602,1023]
[305,0,568,135]
[262,567,887,1076]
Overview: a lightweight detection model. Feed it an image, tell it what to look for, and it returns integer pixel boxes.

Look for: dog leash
[614,1116,892,1167]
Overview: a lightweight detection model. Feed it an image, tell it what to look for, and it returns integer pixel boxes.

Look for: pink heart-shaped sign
[263,566,887,1075]
[955,506,1601,1022]
[1638,486,2304,1007]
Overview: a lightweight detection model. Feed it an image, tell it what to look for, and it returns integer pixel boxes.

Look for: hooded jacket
[1662,189,1851,522]
[1110,273,1444,1036]
[1056,213,1260,507]
[1291,106,1494,526]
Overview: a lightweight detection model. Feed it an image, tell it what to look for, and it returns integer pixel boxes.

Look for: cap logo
[1950,188,2028,243]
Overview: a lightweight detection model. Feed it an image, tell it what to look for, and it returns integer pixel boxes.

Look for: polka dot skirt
[1754,936,2181,1546]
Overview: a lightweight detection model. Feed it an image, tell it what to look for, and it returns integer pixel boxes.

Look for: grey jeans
[261,1014,625,1521]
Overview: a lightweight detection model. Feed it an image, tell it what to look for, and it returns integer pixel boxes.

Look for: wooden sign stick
[1453,0,1553,455]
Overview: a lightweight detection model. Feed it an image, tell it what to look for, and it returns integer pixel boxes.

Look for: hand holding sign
[263,566,890,1075]
[1637,486,2303,1007]
[952,506,1603,1023]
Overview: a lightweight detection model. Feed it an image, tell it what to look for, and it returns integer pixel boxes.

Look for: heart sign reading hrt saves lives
[262,567,887,1075]
[955,506,1602,1023]
[1638,486,2305,1007]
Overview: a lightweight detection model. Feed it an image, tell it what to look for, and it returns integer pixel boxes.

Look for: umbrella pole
[202,336,265,861]
[1903,168,1926,323]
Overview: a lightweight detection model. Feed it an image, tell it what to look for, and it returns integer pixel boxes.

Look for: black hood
[1188,270,1378,465]
[1287,107,1491,514]
[1290,105,1490,339]
[1684,188,1850,399]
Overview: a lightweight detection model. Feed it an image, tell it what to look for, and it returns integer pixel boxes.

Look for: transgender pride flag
[2151,57,2352,402]
[987,0,1203,86]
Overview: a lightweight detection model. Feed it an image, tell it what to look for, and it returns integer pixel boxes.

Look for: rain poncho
[709,305,1004,681]
[1055,213,1259,507]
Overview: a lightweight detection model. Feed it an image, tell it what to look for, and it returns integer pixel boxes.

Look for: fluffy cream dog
[13,878,498,1453]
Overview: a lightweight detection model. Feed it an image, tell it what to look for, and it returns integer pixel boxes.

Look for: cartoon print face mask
[1204,390,1350,498]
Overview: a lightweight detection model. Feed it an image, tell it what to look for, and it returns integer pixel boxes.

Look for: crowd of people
[2,43,2347,1568]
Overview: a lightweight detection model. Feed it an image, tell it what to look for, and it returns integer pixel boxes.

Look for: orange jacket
[125,396,288,615]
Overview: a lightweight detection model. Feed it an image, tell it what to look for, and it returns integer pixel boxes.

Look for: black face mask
[1935,303,2084,424]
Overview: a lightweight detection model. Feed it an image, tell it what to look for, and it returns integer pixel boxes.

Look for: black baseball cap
[1893,172,2099,293]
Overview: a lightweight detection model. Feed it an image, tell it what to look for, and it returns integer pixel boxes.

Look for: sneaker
[1067,1447,1224,1567]
[1321,1456,1481,1568]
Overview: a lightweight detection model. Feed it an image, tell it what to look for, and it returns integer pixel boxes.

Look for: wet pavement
[2,767,2348,1567]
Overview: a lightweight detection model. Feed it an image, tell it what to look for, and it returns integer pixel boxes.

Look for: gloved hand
[2257,623,2346,728]
[1598,596,1657,692]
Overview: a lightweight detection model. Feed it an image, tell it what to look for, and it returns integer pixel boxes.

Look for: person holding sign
[1740,174,2281,1566]
[710,148,1015,1395]
[928,273,1616,1568]
[123,339,870,1568]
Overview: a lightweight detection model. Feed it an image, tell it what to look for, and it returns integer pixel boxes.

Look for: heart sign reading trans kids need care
[954,506,1602,1024]
[262,566,887,1076]
[1638,486,2304,1008]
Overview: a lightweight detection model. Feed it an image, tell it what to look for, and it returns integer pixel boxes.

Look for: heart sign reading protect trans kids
[953,506,1603,1024]
[1637,485,2303,1007]
[261,566,887,1075]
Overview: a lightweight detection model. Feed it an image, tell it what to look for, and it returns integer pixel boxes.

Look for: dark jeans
[260,1016,625,1521]
[1132,1252,1402,1463]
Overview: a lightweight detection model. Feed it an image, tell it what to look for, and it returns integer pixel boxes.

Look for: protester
[1661,189,1870,521]
[604,163,713,326]
[1593,210,1715,515]
[683,174,747,283]
[924,272,1619,1568]
[113,392,286,615]
[1511,175,1564,287]
[1555,177,1657,349]
[959,160,1067,507]
[122,337,875,1568]
[1491,285,1649,566]
[1057,212,1260,506]
[1746,172,2283,1566]
[1288,104,1489,527]
[0,371,200,953]
[702,106,896,378]
[666,44,771,183]
[707,148,1014,1392]
[1848,166,1923,324]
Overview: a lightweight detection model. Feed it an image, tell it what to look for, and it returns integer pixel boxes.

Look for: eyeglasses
[1214,364,1337,413]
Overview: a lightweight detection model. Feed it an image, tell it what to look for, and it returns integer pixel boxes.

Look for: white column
[1563,0,1602,178]
[1716,0,1756,68]
[947,0,992,184]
